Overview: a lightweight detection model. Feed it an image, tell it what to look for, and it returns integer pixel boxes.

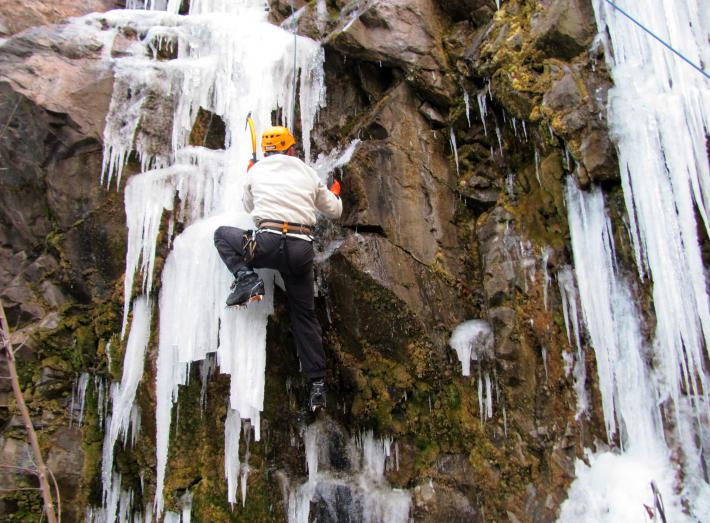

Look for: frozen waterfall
[87,0,327,519]
[287,425,411,523]
[560,0,710,519]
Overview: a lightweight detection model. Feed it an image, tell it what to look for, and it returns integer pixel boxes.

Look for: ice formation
[557,266,588,418]
[69,372,90,428]
[449,128,460,177]
[448,320,494,376]
[86,0,331,518]
[99,297,152,516]
[560,179,705,521]
[559,0,710,519]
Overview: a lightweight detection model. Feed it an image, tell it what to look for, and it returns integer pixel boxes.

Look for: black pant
[213,226,325,380]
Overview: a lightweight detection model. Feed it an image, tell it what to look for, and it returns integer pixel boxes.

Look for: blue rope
[604,0,709,80]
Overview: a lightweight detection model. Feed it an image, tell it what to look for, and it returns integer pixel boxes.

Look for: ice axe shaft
[245,112,257,164]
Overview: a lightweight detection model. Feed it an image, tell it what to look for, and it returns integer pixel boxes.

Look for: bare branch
[0,464,39,474]
[0,97,20,141]
[12,337,28,356]
[0,298,58,523]
[47,468,62,523]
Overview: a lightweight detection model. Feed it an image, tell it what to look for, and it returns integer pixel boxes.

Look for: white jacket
[242,154,342,237]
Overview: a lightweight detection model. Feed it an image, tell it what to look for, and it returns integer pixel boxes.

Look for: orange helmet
[261,126,296,153]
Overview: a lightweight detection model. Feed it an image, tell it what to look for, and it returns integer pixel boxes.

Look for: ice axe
[245,112,258,170]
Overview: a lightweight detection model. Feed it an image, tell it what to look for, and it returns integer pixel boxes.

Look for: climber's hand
[329,179,341,197]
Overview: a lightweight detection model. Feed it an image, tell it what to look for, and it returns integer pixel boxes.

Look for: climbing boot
[226,270,265,307]
[309,379,326,412]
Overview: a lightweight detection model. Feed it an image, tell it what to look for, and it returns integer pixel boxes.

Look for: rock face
[0,1,620,521]
[0,0,121,38]
[0,8,125,521]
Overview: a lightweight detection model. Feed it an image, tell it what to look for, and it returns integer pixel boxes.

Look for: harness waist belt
[258,220,314,236]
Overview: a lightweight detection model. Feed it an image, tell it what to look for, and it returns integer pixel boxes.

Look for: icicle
[198,355,215,413]
[484,372,493,419]
[542,347,549,381]
[106,340,112,374]
[534,148,542,186]
[180,491,193,523]
[477,369,484,425]
[303,424,319,480]
[129,404,141,448]
[476,90,488,136]
[558,265,589,417]
[541,246,552,311]
[71,372,90,428]
[463,89,471,127]
[101,297,152,514]
[448,128,460,177]
[224,408,241,507]
[495,126,503,156]
[506,172,515,197]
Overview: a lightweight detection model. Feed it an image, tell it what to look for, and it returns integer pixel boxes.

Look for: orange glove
[329,179,341,197]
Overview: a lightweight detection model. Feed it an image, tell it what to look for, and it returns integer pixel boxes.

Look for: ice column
[559,179,688,521]
[592,0,710,420]
[100,297,152,517]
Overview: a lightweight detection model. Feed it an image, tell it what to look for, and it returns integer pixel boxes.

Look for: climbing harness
[258,220,314,236]
[604,0,709,80]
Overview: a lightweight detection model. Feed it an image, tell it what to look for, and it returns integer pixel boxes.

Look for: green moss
[1,483,43,522]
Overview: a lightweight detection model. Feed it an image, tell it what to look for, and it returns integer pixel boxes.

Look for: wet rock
[579,130,616,183]
[0,437,35,490]
[340,82,462,276]
[0,84,53,252]
[478,207,518,306]
[531,0,596,60]
[311,481,361,521]
[329,233,470,351]
[489,306,515,339]
[0,25,115,139]
[37,365,70,399]
[308,417,353,474]
[436,0,497,25]
[326,0,446,71]
[0,23,127,303]
[436,453,477,487]
[46,427,84,522]
[419,101,447,127]
[412,479,477,522]
[542,70,583,112]
[324,0,459,107]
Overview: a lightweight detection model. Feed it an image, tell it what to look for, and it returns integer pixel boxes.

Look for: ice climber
[213,125,342,412]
